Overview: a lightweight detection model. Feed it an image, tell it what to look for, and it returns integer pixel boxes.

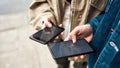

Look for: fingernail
[49,24,52,27]
[73,39,76,43]
[80,55,84,59]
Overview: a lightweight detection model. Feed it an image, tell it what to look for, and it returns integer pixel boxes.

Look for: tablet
[30,26,64,44]
[48,39,94,59]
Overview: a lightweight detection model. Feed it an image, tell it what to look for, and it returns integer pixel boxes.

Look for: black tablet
[30,26,64,44]
[48,39,94,59]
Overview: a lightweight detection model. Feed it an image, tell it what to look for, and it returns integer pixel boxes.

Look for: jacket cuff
[88,19,98,35]
[88,13,105,35]
[30,12,56,31]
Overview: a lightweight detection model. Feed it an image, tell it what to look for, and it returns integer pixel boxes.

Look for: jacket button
[110,41,119,52]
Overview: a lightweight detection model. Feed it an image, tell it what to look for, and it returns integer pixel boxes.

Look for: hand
[65,24,92,62]
[54,24,64,41]
[41,18,52,29]
[41,17,63,42]
[65,24,93,43]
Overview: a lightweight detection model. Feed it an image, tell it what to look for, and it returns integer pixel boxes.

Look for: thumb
[59,24,63,27]
[84,33,93,43]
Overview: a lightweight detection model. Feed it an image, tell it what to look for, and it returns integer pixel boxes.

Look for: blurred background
[0,0,61,68]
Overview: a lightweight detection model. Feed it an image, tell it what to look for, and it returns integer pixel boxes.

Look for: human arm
[29,0,56,30]
[65,24,93,43]
[64,13,105,43]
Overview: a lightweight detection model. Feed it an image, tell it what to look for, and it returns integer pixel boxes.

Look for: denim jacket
[88,0,120,68]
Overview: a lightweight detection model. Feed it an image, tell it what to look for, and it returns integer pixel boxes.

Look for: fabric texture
[88,0,120,67]
[29,0,108,31]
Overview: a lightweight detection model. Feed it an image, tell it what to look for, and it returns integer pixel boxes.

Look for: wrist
[85,24,93,33]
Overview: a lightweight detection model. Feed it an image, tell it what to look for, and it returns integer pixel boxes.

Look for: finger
[64,35,71,41]
[72,35,77,43]
[80,55,85,60]
[43,18,52,27]
[65,34,76,43]
[55,36,59,40]
[41,24,46,29]
[64,26,80,41]
[60,32,64,36]
[73,56,78,61]
[69,31,77,43]
[69,30,79,43]
[44,21,52,28]
[47,18,52,27]
[71,27,80,35]
[59,24,63,27]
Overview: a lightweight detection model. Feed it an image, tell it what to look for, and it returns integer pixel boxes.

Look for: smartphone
[29,26,64,44]
[48,39,94,59]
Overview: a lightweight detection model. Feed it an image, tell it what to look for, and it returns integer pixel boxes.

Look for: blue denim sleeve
[89,0,112,34]
[88,14,104,34]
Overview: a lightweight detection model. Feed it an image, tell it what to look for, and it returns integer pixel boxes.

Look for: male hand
[64,24,93,61]
[65,24,93,43]
[41,17,63,42]
[41,18,52,29]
